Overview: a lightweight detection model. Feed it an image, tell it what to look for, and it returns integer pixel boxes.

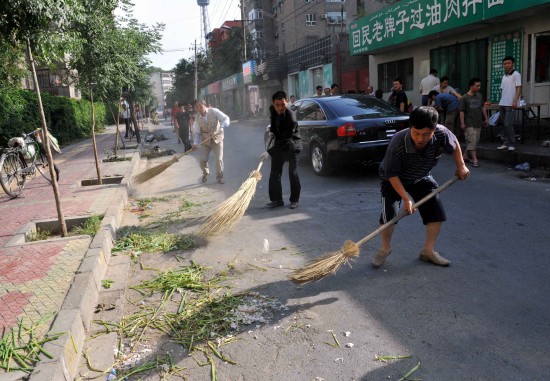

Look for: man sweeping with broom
[192,99,230,184]
[260,90,302,209]
[373,106,469,268]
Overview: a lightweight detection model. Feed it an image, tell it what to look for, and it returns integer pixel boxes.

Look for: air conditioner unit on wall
[321,14,327,19]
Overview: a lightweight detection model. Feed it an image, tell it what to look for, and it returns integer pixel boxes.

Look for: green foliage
[0,88,106,147]
[0,0,85,65]
[72,214,102,236]
[0,39,27,87]
[27,228,52,242]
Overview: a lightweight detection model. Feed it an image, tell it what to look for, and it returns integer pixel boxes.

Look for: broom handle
[355,176,459,248]
[175,137,213,160]
[256,158,264,172]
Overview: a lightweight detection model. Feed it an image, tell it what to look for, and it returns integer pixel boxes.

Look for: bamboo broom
[195,158,266,236]
[133,138,211,184]
[290,177,459,285]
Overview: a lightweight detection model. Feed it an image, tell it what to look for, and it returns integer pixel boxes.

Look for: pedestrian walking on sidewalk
[192,99,230,184]
[260,91,302,210]
[460,78,488,167]
[372,106,469,268]
[121,102,131,138]
[497,56,522,151]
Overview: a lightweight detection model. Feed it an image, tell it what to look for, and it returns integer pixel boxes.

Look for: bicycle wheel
[0,152,27,198]
[35,151,58,182]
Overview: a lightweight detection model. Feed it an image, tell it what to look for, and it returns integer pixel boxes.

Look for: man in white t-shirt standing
[498,56,522,151]
[419,68,439,106]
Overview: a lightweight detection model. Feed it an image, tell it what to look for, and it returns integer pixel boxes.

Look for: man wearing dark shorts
[373,106,469,268]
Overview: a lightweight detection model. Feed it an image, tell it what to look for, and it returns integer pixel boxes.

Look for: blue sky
[130,0,241,70]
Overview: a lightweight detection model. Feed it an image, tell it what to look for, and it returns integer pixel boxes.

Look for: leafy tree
[166,58,195,106]
[0,39,27,87]
[205,27,244,83]
[69,0,163,157]
[0,0,88,237]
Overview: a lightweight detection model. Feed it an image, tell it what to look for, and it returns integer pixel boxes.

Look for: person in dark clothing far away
[259,90,302,209]
[174,103,192,151]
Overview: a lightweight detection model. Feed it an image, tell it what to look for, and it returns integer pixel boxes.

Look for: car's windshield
[327,96,402,119]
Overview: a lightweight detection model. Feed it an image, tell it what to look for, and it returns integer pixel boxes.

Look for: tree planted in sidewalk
[0,0,87,236]
[68,0,163,177]
[69,1,163,158]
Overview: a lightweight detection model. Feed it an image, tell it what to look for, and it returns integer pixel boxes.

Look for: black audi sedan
[265,95,410,176]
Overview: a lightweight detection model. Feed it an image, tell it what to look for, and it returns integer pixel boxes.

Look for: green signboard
[350,0,549,55]
[488,29,522,102]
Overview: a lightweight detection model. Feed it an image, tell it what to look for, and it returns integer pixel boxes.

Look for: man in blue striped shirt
[373,106,469,268]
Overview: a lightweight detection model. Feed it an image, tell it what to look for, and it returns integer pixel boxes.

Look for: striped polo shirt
[379,125,457,184]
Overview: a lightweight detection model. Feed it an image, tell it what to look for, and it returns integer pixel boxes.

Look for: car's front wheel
[310,142,331,176]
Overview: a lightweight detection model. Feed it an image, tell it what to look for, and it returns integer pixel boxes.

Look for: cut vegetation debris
[398,360,421,381]
[375,354,413,363]
[0,316,61,373]
[112,227,195,254]
[130,261,226,296]
[91,263,287,380]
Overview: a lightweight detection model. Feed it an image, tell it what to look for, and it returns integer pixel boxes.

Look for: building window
[248,9,263,20]
[326,11,346,24]
[306,14,316,26]
[378,58,414,92]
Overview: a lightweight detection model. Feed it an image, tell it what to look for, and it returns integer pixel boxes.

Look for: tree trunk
[127,96,141,143]
[89,82,102,185]
[107,100,125,157]
[26,38,68,237]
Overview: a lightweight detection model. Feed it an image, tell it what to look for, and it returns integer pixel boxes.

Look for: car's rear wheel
[310,142,331,176]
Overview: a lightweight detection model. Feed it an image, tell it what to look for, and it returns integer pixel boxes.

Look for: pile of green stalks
[0,318,61,373]
[93,263,248,380]
[131,261,226,295]
[112,228,195,254]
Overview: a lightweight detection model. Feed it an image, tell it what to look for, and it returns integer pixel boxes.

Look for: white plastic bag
[488,112,500,127]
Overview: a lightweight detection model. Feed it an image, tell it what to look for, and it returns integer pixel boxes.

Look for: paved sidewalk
[0,124,141,381]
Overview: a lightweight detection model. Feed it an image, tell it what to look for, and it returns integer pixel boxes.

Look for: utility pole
[241,0,247,62]
[240,0,247,118]
[190,39,199,100]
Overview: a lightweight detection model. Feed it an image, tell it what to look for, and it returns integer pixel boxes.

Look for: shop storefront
[350,0,550,117]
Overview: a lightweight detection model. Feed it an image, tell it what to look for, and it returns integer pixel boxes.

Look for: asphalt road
[129,117,550,380]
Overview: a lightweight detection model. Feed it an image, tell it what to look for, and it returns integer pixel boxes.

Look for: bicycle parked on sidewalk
[0,129,61,198]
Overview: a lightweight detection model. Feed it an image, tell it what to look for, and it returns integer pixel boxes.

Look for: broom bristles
[290,240,360,285]
[133,139,212,184]
[196,169,262,236]
[133,155,178,184]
